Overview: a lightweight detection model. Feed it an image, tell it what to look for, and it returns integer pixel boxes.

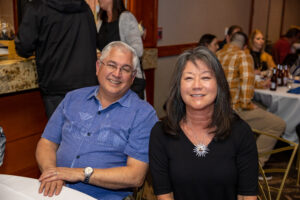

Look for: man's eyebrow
[106,60,117,64]
[106,60,132,68]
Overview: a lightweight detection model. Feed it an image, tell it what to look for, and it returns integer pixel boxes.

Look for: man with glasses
[35,41,158,200]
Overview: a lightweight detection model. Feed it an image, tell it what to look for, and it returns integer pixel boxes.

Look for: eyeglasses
[100,61,135,75]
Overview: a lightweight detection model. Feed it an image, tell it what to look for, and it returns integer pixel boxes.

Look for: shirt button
[76,155,80,159]
[87,132,91,136]
[98,111,101,114]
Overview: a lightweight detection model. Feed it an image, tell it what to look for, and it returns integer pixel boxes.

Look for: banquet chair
[253,129,298,200]
[297,146,300,186]
[258,162,271,200]
[133,171,156,200]
[295,123,300,186]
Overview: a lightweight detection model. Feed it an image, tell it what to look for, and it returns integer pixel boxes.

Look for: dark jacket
[15,0,98,95]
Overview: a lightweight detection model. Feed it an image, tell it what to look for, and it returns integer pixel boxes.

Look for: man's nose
[112,67,122,77]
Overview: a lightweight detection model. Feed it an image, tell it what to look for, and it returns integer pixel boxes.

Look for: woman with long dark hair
[198,34,219,53]
[149,47,258,200]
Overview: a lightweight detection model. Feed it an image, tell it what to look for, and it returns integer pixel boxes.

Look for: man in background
[15,0,98,118]
[217,32,286,167]
[218,25,243,50]
[272,27,300,64]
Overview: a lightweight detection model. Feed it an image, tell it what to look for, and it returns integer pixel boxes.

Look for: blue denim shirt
[42,86,158,200]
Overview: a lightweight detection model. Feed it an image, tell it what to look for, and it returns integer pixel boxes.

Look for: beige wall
[283,0,300,34]
[252,0,269,38]
[157,0,252,46]
[267,0,283,42]
[154,56,177,117]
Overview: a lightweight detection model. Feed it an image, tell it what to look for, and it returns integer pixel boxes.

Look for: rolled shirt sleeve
[239,52,255,110]
[124,106,158,163]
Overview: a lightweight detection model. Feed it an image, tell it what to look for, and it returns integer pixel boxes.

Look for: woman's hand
[254,69,261,75]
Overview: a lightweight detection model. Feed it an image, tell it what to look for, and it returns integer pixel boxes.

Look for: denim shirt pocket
[62,113,87,140]
[97,127,127,150]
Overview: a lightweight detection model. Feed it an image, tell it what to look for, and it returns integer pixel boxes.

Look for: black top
[96,20,120,51]
[15,0,98,95]
[149,117,258,200]
[250,50,268,71]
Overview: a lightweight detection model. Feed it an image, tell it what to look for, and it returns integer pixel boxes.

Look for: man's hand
[39,167,84,183]
[39,179,65,197]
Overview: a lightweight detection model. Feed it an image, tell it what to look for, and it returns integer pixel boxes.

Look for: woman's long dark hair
[198,34,217,47]
[163,46,235,140]
[98,0,126,22]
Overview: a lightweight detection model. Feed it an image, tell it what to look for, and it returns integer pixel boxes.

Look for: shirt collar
[87,87,132,108]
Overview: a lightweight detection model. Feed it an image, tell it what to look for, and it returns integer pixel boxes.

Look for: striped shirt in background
[217,44,255,110]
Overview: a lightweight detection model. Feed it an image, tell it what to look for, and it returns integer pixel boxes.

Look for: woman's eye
[184,77,193,80]
[202,76,211,80]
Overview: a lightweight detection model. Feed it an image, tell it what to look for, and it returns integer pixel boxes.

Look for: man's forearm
[36,138,59,172]
[39,157,148,190]
[89,164,147,189]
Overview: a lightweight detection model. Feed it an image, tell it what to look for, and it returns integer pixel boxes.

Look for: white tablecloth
[0,174,96,200]
[254,83,300,143]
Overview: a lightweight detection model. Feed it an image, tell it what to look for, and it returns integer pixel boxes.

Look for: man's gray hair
[99,41,139,71]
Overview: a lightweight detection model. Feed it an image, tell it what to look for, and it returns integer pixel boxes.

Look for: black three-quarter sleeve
[149,122,173,195]
[234,120,258,196]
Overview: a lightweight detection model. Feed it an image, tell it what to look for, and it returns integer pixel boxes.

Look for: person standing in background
[97,0,145,99]
[15,0,98,118]
[272,28,300,65]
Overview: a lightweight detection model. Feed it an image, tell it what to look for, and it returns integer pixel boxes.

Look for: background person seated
[35,41,158,200]
[272,27,300,65]
[218,25,243,50]
[198,33,219,53]
[248,29,275,89]
[217,32,286,167]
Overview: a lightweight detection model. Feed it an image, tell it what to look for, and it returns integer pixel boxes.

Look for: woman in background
[97,0,143,57]
[249,30,276,74]
[198,34,219,53]
[249,29,276,88]
[97,0,145,98]
[149,47,258,200]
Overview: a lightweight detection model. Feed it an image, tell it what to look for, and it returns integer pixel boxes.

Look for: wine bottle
[270,68,277,91]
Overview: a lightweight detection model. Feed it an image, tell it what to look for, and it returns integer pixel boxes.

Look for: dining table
[254,83,300,143]
[0,174,97,200]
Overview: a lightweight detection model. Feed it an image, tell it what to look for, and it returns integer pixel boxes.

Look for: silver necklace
[183,123,209,157]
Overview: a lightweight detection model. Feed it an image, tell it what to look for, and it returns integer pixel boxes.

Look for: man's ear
[131,71,137,82]
[96,60,100,75]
